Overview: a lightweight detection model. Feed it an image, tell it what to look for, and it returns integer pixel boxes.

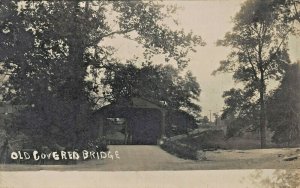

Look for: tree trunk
[259,74,267,148]
[67,1,89,148]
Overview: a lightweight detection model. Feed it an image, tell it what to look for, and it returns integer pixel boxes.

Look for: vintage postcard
[0,0,299,187]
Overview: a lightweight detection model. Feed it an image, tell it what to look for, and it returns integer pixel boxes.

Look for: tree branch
[101,28,135,39]
[246,49,259,81]
[265,25,293,70]
[293,0,300,22]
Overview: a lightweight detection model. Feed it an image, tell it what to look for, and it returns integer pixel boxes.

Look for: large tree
[0,1,203,148]
[214,0,296,148]
[267,63,300,146]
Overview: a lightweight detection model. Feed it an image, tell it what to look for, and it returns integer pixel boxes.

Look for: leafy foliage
[101,63,201,117]
[267,63,300,146]
[222,88,260,138]
[0,1,203,148]
[214,0,295,147]
[271,0,300,23]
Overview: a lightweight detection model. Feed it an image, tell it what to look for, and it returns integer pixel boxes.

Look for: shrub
[160,138,198,160]
[179,130,224,150]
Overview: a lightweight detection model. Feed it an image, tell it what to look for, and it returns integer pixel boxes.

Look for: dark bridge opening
[94,98,165,145]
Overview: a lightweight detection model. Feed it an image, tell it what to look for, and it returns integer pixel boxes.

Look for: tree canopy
[214,0,296,148]
[101,63,201,117]
[0,1,204,148]
[267,63,300,146]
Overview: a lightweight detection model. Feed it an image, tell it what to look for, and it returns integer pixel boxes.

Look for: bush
[179,130,224,150]
[160,138,198,160]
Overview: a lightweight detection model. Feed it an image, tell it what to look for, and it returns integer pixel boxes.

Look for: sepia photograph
[0,0,299,187]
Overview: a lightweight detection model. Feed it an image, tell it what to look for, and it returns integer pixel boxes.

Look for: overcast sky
[104,0,300,119]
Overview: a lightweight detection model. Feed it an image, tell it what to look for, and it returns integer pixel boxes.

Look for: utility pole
[209,110,211,123]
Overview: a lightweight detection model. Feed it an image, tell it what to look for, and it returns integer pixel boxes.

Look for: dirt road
[1,145,300,170]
